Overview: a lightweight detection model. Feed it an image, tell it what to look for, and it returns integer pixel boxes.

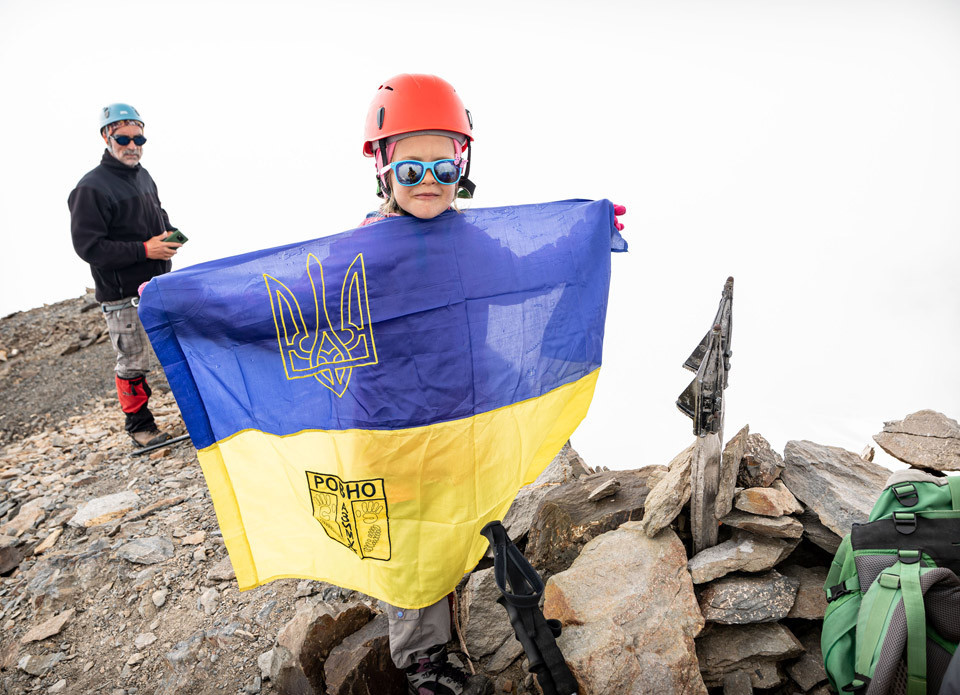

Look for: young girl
[360,74,489,695]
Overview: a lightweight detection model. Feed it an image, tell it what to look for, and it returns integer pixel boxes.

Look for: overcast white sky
[1,0,958,471]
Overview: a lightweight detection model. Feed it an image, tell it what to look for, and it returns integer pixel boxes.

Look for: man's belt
[101,297,140,313]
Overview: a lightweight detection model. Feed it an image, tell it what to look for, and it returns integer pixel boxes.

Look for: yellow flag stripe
[197,368,599,608]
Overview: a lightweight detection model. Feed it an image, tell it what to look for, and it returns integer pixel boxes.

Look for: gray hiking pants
[383,596,451,669]
[102,299,152,378]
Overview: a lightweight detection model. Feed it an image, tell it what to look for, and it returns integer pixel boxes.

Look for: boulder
[696,623,803,687]
[785,628,828,690]
[544,521,707,695]
[640,444,694,537]
[323,614,406,695]
[873,410,960,472]
[460,567,522,669]
[271,599,375,694]
[688,532,798,584]
[798,510,842,554]
[738,434,785,488]
[697,572,799,624]
[781,440,890,537]
[780,565,829,619]
[722,670,754,695]
[527,468,662,576]
[720,511,803,539]
[734,483,802,518]
[716,426,749,518]
[496,443,586,547]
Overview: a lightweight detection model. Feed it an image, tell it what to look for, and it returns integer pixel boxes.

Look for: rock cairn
[2,292,957,695]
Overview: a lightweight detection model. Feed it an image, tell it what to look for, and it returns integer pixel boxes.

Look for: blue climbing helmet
[99,103,143,133]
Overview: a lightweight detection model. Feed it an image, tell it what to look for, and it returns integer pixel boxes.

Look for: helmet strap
[458,141,476,199]
[376,137,391,199]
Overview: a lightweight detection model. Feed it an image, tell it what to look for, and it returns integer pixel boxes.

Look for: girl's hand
[614,204,626,232]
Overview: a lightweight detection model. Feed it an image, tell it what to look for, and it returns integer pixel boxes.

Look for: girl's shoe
[404,646,491,695]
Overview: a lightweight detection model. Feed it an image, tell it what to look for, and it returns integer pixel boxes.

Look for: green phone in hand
[163,229,188,244]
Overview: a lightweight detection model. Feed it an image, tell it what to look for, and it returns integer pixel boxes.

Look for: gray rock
[738,434,785,488]
[323,614,407,695]
[782,440,890,537]
[798,510,842,554]
[717,426,749,518]
[461,568,516,660]
[873,410,960,471]
[786,629,828,690]
[134,632,157,649]
[527,468,663,576]
[206,556,236,582]
[780,565,829,619]
[720,511,803,539]
[152,588,169,608]
[640,443,694,537]
[722,670,753,695]
[18,651,64,676]
[587,478,620,502]
[697,572,799,624]
[116,536,175,565]
[697,623,803,687]
[495,443,586,550]
[198,587,219,616]
[0,534,23,574]
[544,521,707,695]
[688,532,799,584]
[69,491,141,528]
[258,648,281,681]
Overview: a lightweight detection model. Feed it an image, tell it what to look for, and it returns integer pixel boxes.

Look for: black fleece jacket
[69,150,173,302]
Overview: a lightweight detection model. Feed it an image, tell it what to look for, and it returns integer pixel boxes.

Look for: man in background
[69,103,181,447]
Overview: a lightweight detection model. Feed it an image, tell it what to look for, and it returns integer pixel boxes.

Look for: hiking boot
[129,428,172,448]
[404,646,492,695]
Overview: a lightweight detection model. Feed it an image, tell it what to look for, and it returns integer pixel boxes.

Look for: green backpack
[822,471,960,695]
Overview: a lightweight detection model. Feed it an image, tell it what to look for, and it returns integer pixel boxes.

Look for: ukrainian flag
[139,199,626,608]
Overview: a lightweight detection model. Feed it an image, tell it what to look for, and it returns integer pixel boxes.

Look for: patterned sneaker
[404,646,491,695]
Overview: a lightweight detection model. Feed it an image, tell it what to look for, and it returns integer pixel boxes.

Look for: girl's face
[390,134,458,220]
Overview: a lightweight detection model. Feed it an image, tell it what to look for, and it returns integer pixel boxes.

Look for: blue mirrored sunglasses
[379,159,463,186]
[111,134,147,146]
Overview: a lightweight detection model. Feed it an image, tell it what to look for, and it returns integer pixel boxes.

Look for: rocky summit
[0,293,954,694]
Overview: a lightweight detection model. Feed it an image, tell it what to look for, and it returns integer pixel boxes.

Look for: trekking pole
[480,521,579,695]
[129,433,191,456]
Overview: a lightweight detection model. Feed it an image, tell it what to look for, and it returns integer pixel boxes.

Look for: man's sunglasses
[379,159,463,186]
[111,134,147,146]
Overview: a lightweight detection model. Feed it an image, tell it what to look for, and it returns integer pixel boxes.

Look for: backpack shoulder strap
[854,552,929,695]
[948,477,960,511]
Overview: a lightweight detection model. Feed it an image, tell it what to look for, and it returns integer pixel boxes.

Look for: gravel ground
[0,292,170,445]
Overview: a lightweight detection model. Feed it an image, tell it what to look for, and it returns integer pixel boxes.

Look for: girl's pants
[383,596,451,669]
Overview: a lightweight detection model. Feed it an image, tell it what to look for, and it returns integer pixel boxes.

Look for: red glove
[613,204,626,232]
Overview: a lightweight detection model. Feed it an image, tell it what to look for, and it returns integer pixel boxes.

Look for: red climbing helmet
[362,74,473,157]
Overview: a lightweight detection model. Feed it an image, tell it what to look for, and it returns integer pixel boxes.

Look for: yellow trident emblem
[264,253,378,397]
